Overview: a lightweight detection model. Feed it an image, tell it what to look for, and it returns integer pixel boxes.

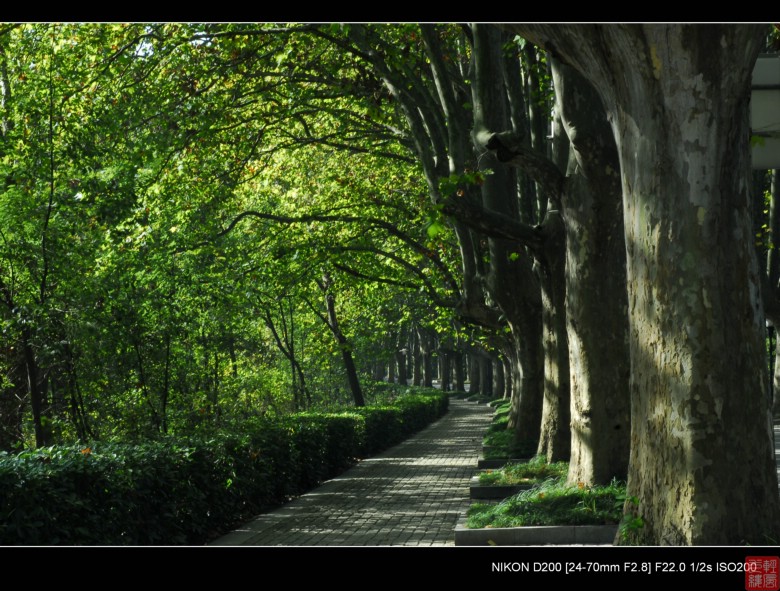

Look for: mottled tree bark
[537,210,570,462]
[551,58,631,486]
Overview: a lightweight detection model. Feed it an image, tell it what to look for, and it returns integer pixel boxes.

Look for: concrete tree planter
[454,520,618,546]
[477,457,531,469]
[469,475,533,499]
[480,448,534,467]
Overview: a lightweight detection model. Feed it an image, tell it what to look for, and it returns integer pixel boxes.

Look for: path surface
[211,398,493,546]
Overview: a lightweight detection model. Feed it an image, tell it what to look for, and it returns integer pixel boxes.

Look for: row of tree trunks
[471,25,549,451]
[373,328,506,395]
[511,23,779,546]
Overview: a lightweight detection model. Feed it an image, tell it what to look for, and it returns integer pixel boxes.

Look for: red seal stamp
[746,557,780,591]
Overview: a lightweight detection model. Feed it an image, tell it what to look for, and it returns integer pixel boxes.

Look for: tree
[308,24,633,474]
[549,57,631,486]
[314,23,551,452]
[512,23,780,545]
[457,27,632,473]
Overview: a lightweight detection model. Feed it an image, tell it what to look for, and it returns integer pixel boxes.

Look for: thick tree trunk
[537,211,570,462]
[552,58,631,486]
[512,23,780,545]
[478,353,492,398]
[468,351,481,395]
[501,353,512,400]
[506,325,543,450]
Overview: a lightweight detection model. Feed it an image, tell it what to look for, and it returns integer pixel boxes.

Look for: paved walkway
[210,398,493,546]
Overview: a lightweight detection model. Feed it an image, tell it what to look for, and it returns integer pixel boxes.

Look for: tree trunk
[453,346,465,393]
[506,326,543,451]
[439,349,451,391]
[501,353,512,400]
[321,273,365,407]
[393,329,406,386]
[478,352,492,398]
[468,351,481,395]
[551,58,631,486]
[763,169,780,416]
[23,328,51,448]
[417,327,434,388]
[411,328,422,386]
[537,210,570,462]
[372,363,384,382]
[264,308,311,410]
[512,23,780,545]
[492,352,505,399]
[0,348,25,450]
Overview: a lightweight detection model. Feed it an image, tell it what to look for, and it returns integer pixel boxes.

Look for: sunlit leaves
[0,23,478,446]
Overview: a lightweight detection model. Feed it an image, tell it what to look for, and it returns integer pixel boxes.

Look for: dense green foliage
[0,23,468,451]
[0,388,448,545]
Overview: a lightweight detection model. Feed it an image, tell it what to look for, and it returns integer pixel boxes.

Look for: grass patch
[481,401,536,459]
[478,456,568,486]
[482,429,537,459]
[466,477,625,529]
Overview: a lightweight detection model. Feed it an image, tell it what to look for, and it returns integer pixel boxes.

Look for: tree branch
[441,195,544,251]
[207,208,460,293]
[474,127,565,203]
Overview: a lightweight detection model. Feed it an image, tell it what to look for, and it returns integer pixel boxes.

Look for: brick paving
[210,398,493,546]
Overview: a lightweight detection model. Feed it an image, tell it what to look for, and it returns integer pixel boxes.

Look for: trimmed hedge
[0,388,448,545]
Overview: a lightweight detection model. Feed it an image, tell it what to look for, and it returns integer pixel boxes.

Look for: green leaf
[751,135,767,148]
[426,221,445,239]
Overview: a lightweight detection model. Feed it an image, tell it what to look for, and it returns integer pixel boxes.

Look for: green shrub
[0,387,447,545]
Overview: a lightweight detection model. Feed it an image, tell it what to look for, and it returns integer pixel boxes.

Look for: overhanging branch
[441,196,544,252]
[474,127,565,203]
